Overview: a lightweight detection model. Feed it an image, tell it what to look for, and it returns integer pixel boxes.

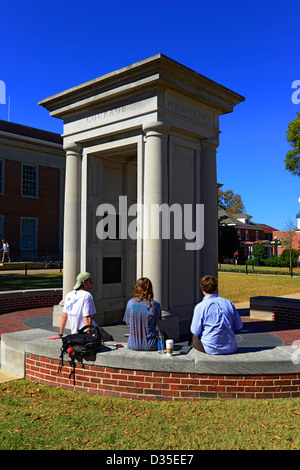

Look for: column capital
[142,121,170,136]
[63,140,82,154]
[201,136,219,151]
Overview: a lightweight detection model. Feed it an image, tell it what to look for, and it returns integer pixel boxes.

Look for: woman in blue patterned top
[123,278,161,351]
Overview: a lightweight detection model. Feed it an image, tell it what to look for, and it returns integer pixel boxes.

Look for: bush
[280,248,299,267]
[246,258,255,266]
[259,257,288,267]
[246,256,297,268]
[252,242,267,260]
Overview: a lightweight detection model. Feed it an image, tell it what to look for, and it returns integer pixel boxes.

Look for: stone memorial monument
[39,54,244,337]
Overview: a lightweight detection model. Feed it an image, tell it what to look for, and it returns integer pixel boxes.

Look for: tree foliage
[285,112,300,176]
[218,189,245,214]
[253,241,267,260]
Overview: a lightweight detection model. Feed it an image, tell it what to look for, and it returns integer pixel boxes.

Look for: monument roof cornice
[39,54,245,119]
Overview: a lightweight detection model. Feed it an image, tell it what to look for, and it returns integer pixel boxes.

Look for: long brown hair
[133,277,154,309]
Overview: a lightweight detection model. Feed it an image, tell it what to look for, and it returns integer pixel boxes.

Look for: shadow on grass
[0,274,63,291]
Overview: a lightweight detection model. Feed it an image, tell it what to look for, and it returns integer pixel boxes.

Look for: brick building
[218,210,278,260]
[0,120,65,261]
[272,230,300,256]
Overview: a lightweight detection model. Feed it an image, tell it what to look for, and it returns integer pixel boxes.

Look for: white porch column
[62,142,82,300]
[200,139,218,279]
[142,121,169,310]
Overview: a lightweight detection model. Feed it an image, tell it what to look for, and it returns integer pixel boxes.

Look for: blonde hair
[133,277,154,309]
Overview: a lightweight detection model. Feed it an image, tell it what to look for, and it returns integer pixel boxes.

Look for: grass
[219,263,295,274]
[0,380,299,450]
[0,270,299,303]
[1,271,300,450]
[218,271,300,304]
[0,273,63,291]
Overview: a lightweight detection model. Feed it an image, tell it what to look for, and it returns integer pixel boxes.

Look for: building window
[21,218,38,250]
[237,229,241,240]
[245,230,249,240]
[0,160,4,194]
[256,230,259,240]
[22,164,38,197]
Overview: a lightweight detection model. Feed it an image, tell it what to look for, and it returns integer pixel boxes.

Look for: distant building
[0,120,65,261]
[271,211,300,256]
[218,210,279,260]
[272,230,300,256]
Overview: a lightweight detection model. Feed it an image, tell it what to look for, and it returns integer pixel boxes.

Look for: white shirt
[63,289,96,334]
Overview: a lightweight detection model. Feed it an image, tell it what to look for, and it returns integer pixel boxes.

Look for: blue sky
[0,0,299,231]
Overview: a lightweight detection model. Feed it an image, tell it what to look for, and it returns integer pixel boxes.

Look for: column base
[158,311,180,342]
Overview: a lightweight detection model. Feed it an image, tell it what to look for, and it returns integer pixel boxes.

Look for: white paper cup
[166,339,174,356]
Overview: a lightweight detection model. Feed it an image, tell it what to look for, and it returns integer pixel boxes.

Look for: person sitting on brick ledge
[123,277,161,351]
[47,272,113,341]
[190,275,243,355]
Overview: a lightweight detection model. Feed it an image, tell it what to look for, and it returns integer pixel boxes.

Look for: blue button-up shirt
[190,294,243,355]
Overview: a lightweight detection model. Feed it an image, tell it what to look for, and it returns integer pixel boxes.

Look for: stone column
[200,139,219,279]
[142,122,169,311]
[62,142,82,300]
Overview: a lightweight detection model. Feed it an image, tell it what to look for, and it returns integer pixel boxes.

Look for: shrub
[280,248,299,267]
[252,242,267,260]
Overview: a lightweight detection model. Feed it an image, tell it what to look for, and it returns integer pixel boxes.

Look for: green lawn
[218,271,300,304]
[0,380,299,450]
[0,273,63,291]
[1,271,300,450]
[1,271,299,305]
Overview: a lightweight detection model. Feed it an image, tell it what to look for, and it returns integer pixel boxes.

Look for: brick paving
[0,307,53,337]
[0,306,299,345]
[241,317,300,346]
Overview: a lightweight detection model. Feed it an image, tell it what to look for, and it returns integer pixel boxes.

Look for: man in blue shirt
[190,275,243,355]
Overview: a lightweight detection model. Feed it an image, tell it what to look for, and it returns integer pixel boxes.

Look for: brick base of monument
[25,354,300,400]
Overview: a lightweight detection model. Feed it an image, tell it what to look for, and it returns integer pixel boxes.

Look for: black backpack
[59,324,104,383]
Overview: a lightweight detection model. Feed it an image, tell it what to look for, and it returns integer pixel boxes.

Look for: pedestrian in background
[1,239,11,262]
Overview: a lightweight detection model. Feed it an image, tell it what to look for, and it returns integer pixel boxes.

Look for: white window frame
[21,163,38,198]
[20,217,38,250]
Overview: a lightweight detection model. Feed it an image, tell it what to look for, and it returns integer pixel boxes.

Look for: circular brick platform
[1,308,300,401]
[25,353,300,400]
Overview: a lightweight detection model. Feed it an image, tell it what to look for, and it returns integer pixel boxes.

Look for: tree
[282,218,297,275]
[218,189,245,214]
[285,112,300,176]
[253,241,267,260]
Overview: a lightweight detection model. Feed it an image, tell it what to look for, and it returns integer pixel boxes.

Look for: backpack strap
[77,325,92,334]
[77,324,104,346]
